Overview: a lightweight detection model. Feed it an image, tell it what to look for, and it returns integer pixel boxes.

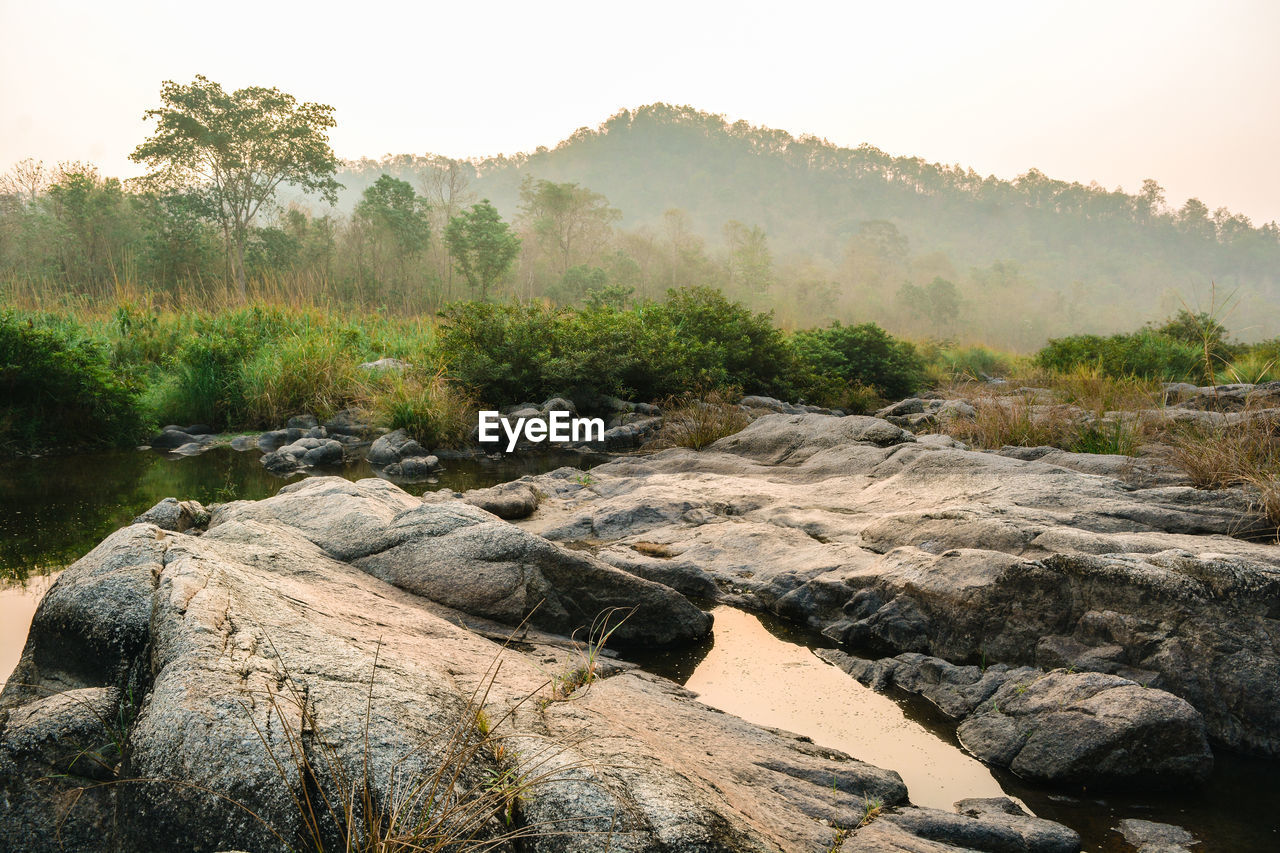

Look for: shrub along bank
[9,292,1277,457]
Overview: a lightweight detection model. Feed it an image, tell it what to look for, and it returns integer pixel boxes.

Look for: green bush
[790,321,924,401]
[0,312,146,452]
[918,342,1018,384]
[1034,330,1202,381]
[436,287,800,404]
[1151,310,1243,364]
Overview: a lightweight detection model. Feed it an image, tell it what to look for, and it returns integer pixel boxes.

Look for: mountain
[333,104,1280,345]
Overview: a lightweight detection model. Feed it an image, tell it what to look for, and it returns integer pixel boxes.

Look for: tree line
[4,82,1278,350]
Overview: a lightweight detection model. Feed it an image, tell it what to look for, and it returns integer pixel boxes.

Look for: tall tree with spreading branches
[130,75,341,296]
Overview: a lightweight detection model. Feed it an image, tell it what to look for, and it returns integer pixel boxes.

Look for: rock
[955,669,1212,788]
[464,481,540,520]
[596,417,662,450]
[132,497,210,532]
[367,429,427,466]
[256,429,291,452]
[229,435,258,452]
[302,439,344,466]
[209,477,710,647]
[541,396,577,414]
[1162,382,1199,403]
[323,408,376,437]
[740,395,797,413]
[953,798,1081,853]
[0,687,124,851]
[358,357,412,372]
[260,438,345,473]
[876,398,926,418]
[395,455,439,479]
[518,412,1280,754]
[286,414,318,430]
[184,423,214,436]
[149,428,198,450]
[819,648,1212,790]
[0,477,941,853]
[708,413,914,463]
[996,446,1190,489]
[846,799,1080,852]
[1116,818,1198,852]
[818,650,1038,720]
[936,399,976,420]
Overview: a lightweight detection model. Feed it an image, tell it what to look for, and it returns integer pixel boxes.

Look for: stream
[2,447,1278,851]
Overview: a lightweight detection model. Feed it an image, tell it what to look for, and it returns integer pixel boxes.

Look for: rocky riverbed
[3,412,1278,851]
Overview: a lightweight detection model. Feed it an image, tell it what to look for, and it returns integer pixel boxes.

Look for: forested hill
[336,104,1280,345]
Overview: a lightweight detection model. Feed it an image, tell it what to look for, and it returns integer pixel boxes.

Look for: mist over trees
[4,100,1278,350]
[333,105,1280,346]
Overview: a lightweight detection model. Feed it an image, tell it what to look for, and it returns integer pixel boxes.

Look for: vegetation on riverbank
[4,286,1279,461]
[0,286,927,453]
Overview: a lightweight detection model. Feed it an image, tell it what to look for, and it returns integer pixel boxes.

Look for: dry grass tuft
[647,388,750,451]
[1167,412,1280,529]
[933,368,1161,456]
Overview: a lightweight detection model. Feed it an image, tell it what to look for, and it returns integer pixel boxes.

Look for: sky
[2,0,1278,223]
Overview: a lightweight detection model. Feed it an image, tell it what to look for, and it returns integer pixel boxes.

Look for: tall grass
[239,333,366,426]
[369,371,475,449]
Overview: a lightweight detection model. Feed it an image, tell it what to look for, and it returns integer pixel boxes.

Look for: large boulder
[955,670,1212,788]
[367,428,427,466]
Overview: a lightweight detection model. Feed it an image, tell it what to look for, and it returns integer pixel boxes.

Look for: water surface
[632,606,1280,852]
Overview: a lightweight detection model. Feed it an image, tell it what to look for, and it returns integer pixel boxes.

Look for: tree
[353,174,430,291]
[130,75,341,296]
[45,162,137,287]
[420,158,476,299]
[722,220,774,296]
[445,200,520,301]
[517,177,620,276]
[897,277,960,337]
[0,158,49,206]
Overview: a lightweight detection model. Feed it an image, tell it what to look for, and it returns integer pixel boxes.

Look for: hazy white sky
[3,0,1278,222]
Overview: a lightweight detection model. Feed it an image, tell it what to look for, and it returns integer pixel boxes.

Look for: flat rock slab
[520,413,1280,755]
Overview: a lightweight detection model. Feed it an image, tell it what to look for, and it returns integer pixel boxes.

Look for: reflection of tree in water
[1,447,598,584]
[0,451,153,583]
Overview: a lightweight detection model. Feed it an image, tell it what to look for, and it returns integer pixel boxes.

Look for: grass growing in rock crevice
[646,389,750,451]
[1168,413,1280,530]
